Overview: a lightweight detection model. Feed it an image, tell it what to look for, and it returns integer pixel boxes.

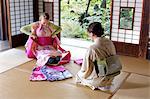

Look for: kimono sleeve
[20,24,32,35]
[81,47,96,78]
[49,22,62,36]
[52,36,61,50]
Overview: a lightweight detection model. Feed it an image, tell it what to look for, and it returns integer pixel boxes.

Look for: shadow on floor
[120,81,149,89]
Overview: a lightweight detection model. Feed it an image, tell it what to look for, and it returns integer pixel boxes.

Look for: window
[119,7,134,30]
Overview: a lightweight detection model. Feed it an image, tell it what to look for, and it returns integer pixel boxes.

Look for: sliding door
[7,0,34,47]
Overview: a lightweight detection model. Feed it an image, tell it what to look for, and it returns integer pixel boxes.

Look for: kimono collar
[39,23,49,30]
[38,23,52,33]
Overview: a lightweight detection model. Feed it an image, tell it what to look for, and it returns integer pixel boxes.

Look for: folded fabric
[30,65,72,81]
[30,66,47,81]
[46,56,61,65]
[76,74,113,91]
[74,59,83,66]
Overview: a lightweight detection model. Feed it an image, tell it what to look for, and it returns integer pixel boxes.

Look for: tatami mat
[16,60,80,76]
[120,56,150,76]
[0,69,111,99]
[0,46,149,99]
[112,74,150,99]
[0,48,32,73]
[16,60,129,95]
[108,72,129,94]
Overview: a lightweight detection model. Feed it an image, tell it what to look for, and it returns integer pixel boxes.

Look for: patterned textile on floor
[74,59,83,66]
[30,65,72,81]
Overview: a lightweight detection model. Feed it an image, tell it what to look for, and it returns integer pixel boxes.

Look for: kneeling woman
[25,13,62,66]
[76,22,117,90]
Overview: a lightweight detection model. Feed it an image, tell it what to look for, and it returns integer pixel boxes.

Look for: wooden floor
[0,45,150,99]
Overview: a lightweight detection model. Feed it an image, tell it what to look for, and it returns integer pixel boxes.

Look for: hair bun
[39,12,50,20]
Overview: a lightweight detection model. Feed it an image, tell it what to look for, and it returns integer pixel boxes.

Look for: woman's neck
[93,36,98,42]
[93,36,102,43]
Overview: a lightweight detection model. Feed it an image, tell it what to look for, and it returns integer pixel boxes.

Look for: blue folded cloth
[46,56,61,65]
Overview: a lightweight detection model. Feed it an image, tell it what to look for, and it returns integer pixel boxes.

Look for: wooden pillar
[139,0,150,58]
[33,0,39,21]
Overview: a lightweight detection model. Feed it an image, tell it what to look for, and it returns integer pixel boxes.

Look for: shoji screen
[9,0,34,36]
[39,0,43,15]
[111,0,143,44]
[53,0,59,26]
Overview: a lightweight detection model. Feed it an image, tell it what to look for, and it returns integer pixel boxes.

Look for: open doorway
[60,0,111,48]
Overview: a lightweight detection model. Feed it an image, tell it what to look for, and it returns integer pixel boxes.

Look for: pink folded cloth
[74,59,83,66]
[47,65,66,71]
[30,66,47,81]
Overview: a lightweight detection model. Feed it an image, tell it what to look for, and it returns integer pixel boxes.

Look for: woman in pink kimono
[76,22,117,91]
[26,13,62,66]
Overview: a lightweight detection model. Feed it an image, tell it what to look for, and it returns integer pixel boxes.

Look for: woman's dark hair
[87,22,104,37]
[39,12,50,20]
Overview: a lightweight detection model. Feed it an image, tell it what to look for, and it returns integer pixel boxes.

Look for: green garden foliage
[61,0,111,39]
[119,8,134,30]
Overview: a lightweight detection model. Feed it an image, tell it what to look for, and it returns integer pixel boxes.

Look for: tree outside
[119,8,134,30]
[61,0,111,40]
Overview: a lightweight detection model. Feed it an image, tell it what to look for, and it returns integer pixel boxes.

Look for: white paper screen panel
[54,0,59,26]
[111,0,143,44]
[39,0,43,15]
[9,0,33,36]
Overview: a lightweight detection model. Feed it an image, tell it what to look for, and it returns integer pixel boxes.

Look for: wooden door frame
[110,0,149,58]
[33,0,39,21]
[139,0,149,58]
[5,0,12,48]
[0,0,5,40]
[58,0,61,39]
[0,0,3,40]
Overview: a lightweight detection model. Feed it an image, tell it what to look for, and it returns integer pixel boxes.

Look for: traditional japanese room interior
[0,0,149,99]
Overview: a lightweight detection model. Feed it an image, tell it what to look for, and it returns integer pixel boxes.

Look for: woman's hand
[31,23,38,40]
[31,41,37,55]
[30,34,37,40]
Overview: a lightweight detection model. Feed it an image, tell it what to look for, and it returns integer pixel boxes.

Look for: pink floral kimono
[25,23,71,66]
